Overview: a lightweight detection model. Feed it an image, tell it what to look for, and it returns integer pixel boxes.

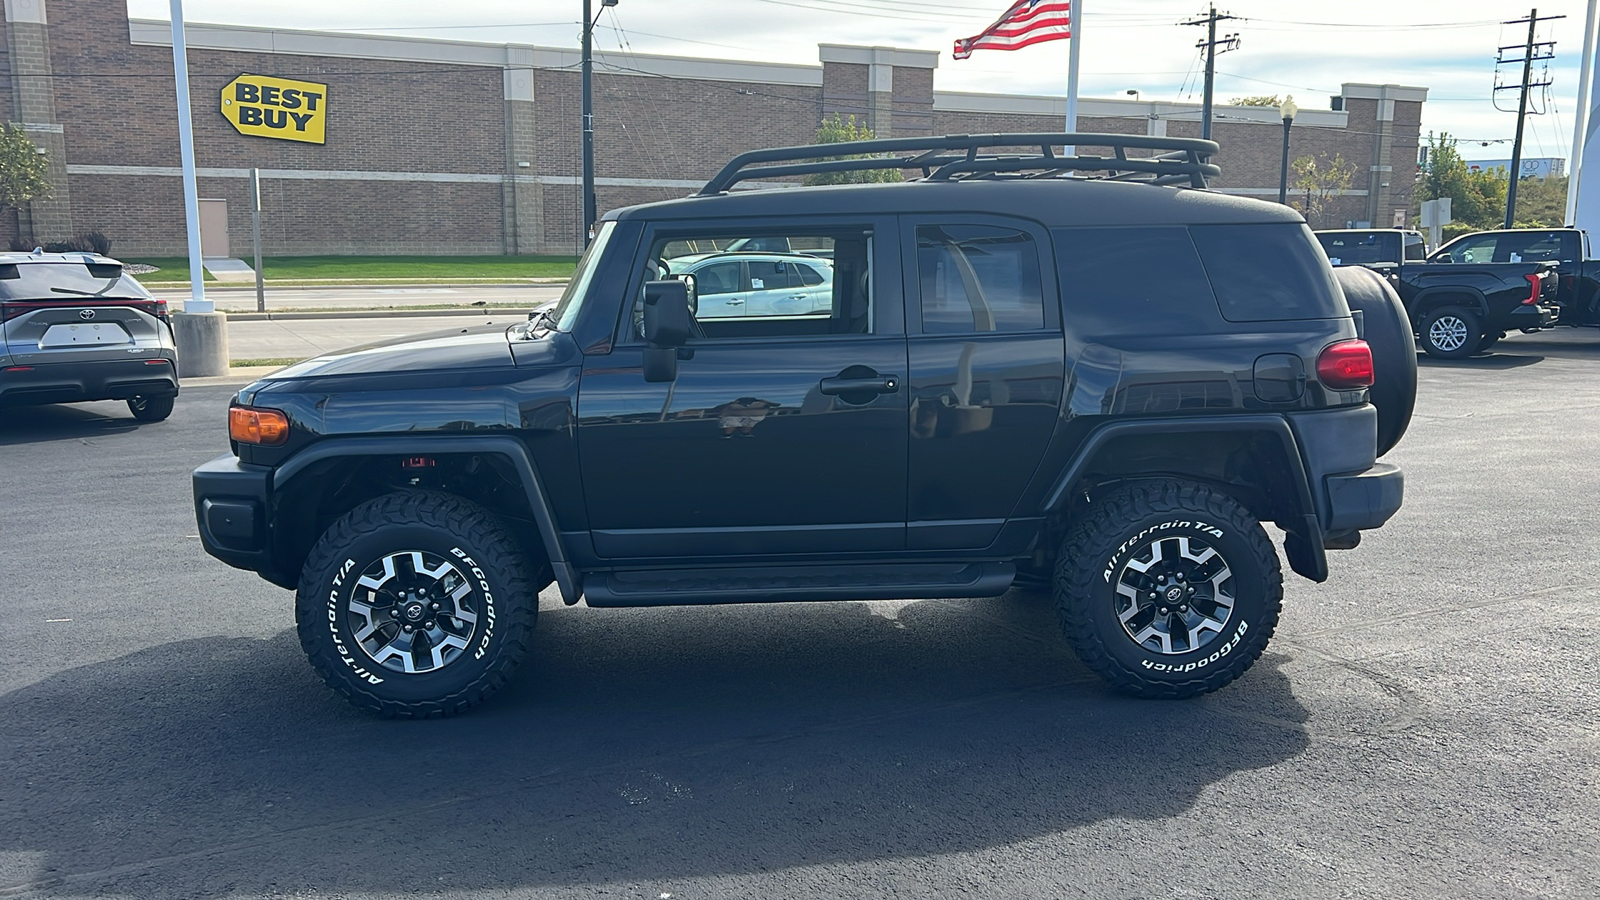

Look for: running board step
[581,562,1016,607]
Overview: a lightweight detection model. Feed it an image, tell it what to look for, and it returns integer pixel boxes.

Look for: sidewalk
[169,282,565,314]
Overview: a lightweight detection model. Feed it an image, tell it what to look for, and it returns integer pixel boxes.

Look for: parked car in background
[1316,228,1561,358]
[667,252,834,318]
[1315,229,1427,266]
[0,251,178,420]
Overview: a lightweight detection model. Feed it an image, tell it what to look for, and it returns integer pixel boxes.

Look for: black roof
[608,178,1305,229]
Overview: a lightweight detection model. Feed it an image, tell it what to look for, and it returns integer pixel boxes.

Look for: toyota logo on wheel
[78,309,95,320]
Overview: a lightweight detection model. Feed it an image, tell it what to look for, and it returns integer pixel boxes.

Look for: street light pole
[581,0,594,247]
[580,0,618,248]
[1278,96,1297,206]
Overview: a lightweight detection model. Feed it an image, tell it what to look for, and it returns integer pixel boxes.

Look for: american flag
[953,0,1073,60]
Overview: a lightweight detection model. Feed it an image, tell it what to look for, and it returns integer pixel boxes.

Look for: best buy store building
[1,0,1427,257]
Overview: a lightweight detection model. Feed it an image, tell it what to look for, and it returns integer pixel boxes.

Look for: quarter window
[917,224,1045,333]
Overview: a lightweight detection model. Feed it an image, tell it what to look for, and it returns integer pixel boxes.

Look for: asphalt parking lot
[2,329,1598,899]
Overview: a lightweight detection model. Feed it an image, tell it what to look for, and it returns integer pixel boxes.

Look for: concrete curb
[180,365,282,387]
[223,307,523,322]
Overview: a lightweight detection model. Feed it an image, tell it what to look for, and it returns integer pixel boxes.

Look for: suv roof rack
[699,132,1221,196]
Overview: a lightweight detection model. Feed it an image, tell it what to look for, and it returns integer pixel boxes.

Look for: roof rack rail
[699,132,1221,196]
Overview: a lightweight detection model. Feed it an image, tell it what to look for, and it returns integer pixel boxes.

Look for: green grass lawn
[126,255,579,283]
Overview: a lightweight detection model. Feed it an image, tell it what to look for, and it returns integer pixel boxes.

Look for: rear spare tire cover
[1334,266,1417,457]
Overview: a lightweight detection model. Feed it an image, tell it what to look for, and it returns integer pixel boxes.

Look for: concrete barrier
[173,311,230,378]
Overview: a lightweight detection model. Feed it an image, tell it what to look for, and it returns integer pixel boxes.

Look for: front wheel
[1053,480,1282,698]
[295,491,539,718]
[1420,307,1481,359]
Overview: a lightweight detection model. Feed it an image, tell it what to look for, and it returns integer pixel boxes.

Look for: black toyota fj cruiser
[193,134,1413,717]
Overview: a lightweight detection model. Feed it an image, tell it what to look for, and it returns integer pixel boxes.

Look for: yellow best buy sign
[220,74,327,145]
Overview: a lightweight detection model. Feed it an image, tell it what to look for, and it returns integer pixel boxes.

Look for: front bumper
[193,454,290,584]
[0,356,178,407]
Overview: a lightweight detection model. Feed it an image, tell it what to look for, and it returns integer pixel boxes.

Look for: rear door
[0,261,168,363]
[900,216,1065,550]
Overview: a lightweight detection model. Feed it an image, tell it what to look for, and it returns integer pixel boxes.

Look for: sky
[130,0,1600,164]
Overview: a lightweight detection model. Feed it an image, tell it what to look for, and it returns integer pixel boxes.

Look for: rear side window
[917,224,1045,333]
[1190,223,1344,322]
[1053,226,1219,336]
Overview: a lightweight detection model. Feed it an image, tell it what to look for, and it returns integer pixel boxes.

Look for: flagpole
[1065,0,1082,154]
[1566,0,1598,226]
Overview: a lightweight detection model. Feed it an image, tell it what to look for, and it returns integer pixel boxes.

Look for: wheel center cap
[402,601,427,622]
[1165,585,1185,603]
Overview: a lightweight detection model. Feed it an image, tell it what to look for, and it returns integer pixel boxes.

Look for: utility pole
[1497,9,1562,229]
[580,0,619,247]
[1182,5,1240,141]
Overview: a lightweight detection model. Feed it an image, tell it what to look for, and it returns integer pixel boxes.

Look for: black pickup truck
[1429,227,1600,330]
[195,134,1415,717]
[1316,228,1560,358]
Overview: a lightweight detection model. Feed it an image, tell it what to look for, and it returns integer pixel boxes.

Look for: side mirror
[642,279,692,383]
[644,280,692,347]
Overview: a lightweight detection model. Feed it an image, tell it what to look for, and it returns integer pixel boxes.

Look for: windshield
[550,222,615,332]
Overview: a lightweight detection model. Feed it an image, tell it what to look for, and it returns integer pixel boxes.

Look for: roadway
[0,329,1597,897]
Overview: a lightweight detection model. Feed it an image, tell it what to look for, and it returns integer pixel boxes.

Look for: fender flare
[273,435,579,604]
[1039,415,1327,582]
[1407,286,1489,322]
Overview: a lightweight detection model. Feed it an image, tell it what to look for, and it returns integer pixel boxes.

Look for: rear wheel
[1420,306,1481,359]
[295,491,539,718]
[1475,332,1503,353]
[1053,480,1281,698]
[127,395,174,422]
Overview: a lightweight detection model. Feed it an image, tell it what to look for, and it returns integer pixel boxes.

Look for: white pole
[1567,0,1599,226]
[170,0,209,313]
[1065,0,1082,154]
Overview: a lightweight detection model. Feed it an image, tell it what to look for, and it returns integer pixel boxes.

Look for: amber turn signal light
[229,407,290,445]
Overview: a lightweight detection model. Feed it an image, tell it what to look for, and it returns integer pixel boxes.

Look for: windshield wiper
[50,286,119,297]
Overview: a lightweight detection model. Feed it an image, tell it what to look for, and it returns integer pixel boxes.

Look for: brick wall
[2,1,1424,256]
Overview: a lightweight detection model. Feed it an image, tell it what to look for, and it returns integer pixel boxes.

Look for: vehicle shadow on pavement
[0,402,143,445]
[1416,353,1545,370]
[0,594,1310,896]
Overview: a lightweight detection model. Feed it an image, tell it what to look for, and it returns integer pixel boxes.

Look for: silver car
[0,252,179,421]
[667,252,834,319]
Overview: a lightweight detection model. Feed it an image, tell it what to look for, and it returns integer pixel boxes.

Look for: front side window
[630,227,875,339]
[916,224,1045,334]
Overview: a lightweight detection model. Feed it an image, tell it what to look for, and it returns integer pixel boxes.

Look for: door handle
[819,373,899,396]
[726,298,744,305]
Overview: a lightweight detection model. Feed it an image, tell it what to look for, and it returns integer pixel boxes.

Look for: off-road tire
[127,394,174,422]
[1053,480,1281,699]
[295,491,538,718]
[1420,306,1481,360]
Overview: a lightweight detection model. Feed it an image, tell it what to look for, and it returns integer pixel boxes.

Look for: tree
[1290,152,1356,227]
[0,123,50,214]
[1230,94,1282,107]
[803,114,902,186]
[1510,173,1567,227]
[1414,132,1504,230]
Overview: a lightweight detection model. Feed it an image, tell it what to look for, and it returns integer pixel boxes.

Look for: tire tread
[1053,479,1282,699]
[295,490,538,719]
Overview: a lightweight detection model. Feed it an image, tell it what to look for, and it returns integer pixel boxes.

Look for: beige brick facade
[0,0,1426,257]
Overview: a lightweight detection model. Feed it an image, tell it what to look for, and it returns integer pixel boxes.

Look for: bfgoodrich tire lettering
[295,491,537,718]
[1054,480,1281,698]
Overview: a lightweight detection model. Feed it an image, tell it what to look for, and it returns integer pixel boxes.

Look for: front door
[577,219,907,560]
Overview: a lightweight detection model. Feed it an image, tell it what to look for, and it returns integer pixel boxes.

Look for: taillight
[152,298,169,317]
[229,407,290,445]
[1317,340,1375,390]
[1523,273,1542,305]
